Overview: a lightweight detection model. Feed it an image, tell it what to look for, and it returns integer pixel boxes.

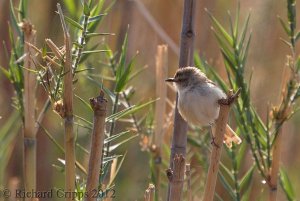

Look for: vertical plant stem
[22,21,37,197]
[268,127,282,201]
[168,1,195,199]
[230,145,241,200]
[186,164,192,201]
[153,44,168,198]
[86,91,107,201]
[170,0,195,164]
[106,92,120,155]
[166,155,186,201]
[57,4,75,198]
[203,90,239,201]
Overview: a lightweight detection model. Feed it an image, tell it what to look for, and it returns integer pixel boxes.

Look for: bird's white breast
[177,82,226,126]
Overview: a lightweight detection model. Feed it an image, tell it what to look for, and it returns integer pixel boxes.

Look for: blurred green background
[0,0,300,200]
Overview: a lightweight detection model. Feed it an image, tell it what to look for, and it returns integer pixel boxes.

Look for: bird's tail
[224,124,242,148]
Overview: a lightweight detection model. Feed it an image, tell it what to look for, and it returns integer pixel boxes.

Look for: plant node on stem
[166,154,186,201]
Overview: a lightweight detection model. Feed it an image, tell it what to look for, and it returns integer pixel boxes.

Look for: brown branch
[86,91,107,201]
[203,90,239,201]
[57,4,75,199]
[144,184,155,201]
[168,0,196,199]
[166,154,186,201]
[22,20,37,198]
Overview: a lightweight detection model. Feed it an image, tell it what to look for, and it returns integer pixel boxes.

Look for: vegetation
[0,0,299,201]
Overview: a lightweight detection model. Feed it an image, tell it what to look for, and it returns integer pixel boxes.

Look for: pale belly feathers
[177,83,226,126]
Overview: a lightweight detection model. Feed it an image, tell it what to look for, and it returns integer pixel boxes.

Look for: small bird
[165,66,241,148]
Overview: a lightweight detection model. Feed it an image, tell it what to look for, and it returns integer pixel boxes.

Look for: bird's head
[165,66,207,90]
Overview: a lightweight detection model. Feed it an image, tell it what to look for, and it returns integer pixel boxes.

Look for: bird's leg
[209,125,219,148]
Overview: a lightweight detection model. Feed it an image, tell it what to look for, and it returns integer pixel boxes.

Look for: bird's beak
[165,77,176,82]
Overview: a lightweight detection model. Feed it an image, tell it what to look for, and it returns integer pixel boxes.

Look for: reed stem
[86,91,107,201]
[22,20,37,199]
[203,90,240,201]
[57,4,75,199]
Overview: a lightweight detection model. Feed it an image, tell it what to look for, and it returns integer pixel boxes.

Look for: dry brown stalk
[268,57,299,201]
[185,164,192,201]
[85,91,107,201]
[168,0,195,199]
[144,184,155,201]
[57,4,75,198]
[166,154,186,201]
[203,89,240,201]
[134,1,179,56]
[22,20,37,198]
[153,44,168,197]
[45,38,63,60]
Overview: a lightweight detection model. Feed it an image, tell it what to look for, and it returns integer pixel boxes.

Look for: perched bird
[165,66,241,148]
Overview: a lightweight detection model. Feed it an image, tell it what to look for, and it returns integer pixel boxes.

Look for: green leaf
[236,142,247,170]
[104,130,131,144]
[103,155,122,164]
[0,66,11,79]
[218,172,236,200]
[295,31,300,42]
[87,76,116,103]
[115,55,137,93]
[108,135,137,152]
[63,15,84,30]
[0,111,20,183]
[85,32,114,38]
[106,99,158,123]
[239,165,255,193]
[108,153,127,187]
[241,34,252,66]
[18,0,28,19]
[220,162,234,183]
[280,168,296,201]
[206,8,233,46]
[234,2,240,39]
[9,0,22,37]
[238,13,251,51]
[75,94,93,112]
[63,0,77,18]
[81,50,110,54]
[278,16,291,36]
[39,124,64,153]
[88,14,107,23]
[83,1,91,16]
